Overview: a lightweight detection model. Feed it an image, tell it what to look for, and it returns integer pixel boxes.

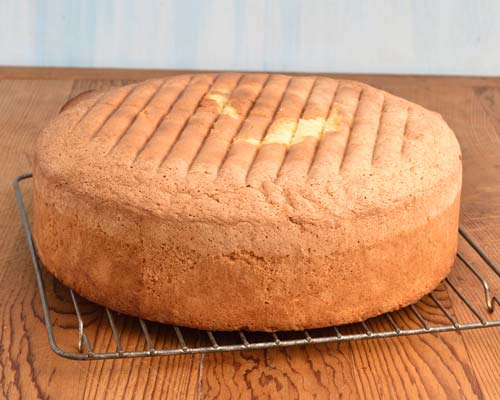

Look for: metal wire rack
[14,173,500,361]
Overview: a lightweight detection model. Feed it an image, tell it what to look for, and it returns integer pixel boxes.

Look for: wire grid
[14,173,500,360]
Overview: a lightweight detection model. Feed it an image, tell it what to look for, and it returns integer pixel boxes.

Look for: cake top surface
[35,73,461,222]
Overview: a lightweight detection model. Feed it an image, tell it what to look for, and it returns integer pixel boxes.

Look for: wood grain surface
[0,67,499,399]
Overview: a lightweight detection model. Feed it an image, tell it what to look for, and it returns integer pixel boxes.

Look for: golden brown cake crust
[33,73,462,331]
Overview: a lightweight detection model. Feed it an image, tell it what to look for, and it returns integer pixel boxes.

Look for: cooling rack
[14,173,500,360]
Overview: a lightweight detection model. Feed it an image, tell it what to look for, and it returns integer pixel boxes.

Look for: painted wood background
[1,0,499,75]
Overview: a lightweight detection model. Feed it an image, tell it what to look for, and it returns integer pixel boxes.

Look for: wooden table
[0,67,499,399]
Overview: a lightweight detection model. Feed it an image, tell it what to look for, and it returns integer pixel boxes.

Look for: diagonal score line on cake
[372,102,410,167]
[305,81,340,178]
[127,75,195,165]
[400,106,413,158]
[340,89,385,172]
[338,88,364,172]
[370,94,386,165]
[307,83,365,180]
[245,77,316,185]
[150,75,219,170]
[72,85,136,143]
[211,74,272,178]
[157,74,240,173]
[104,80,167,155]
[274,77,319,181]
[109,75,195,161]
[88,83,138,141]
[216,75,293,184]
[241,76,293,185]
[61,88,106,138]
[62,79,107,117]
[286,77,319,147]
[184,74,246,174]
[188,74,270,178]
[275,78,339,183]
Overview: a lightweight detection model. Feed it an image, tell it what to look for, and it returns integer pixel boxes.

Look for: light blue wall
[1,0,499,75]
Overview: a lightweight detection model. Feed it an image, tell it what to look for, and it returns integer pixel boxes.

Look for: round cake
[33,73,462,331]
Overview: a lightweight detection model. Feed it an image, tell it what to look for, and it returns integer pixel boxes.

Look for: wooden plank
[0,78,75,399]
[0,66,189,81]
[2,66,500,89]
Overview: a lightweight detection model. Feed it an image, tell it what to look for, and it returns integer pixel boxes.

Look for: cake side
[33,159,461,331]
